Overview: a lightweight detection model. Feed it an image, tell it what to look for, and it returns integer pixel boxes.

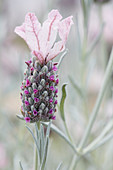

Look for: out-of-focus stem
[83,119,113,154]
[73,156,81,170]
[79,48,113,150]
[64,121,73,143]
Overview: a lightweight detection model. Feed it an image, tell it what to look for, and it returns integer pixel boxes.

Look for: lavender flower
[15,10,73,123]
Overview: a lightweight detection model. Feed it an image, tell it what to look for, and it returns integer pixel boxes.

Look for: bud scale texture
[20,57,58,123]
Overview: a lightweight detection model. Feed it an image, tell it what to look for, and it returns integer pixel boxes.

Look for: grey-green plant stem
[19,161,23,170]
[79,48,113,150]
[34,145,38,170]
[73,156,81,170]
[84,132,113,154]
[34,121,41,170]
[42,122,78,155]
[83,119,113,154]
[64,121,73,143]
[81,0,87,30]
[57,49,68,69]
[86,23,104,57]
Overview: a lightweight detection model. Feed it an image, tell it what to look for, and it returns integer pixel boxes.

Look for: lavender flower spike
[15,10,73,123]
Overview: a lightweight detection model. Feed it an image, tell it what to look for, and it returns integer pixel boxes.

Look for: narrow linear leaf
[60,84,67,121]
[69,76,84,98]
[35,122,41,164]
[46,120,52,138]
[75,15,81,59]
[41,136,49,170]
[35,123,40,141]
[26,126,40,153]
[19,161,23,170]
[16,114,24,120]
[68,156,76,170]
[56,162,62,170]
[84,132,113,154]
[40,124,45,160]
[57,49,68,69]
[95,132,113,149]
[83,119,113,154]
[86,23,104,57]
[42,122,78,154]
[41,121,51,169]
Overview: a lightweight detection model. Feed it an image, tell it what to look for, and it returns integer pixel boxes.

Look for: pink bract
[14,10,73,64]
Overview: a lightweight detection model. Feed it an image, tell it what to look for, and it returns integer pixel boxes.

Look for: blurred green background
[0,0,113,170]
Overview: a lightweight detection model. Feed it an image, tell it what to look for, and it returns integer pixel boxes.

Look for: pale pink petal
[47,16,73,61]
[47,41,65,62]
[58,16,74,43]
[32,51,44,64]
[14,10,73,63]
[25,13,41,51]
[38,10,62,58]
[15,13,41,52]
[14,23,26,40]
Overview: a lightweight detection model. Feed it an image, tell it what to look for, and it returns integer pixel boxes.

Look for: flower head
[16,10,73,123]
[14,10,73,64]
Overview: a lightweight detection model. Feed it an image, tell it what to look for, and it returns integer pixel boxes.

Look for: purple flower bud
[20,93,22,99]
[49,75,54,81]
[56,79,59,85]
[24,90,29,94]
[50,86,55,91]
[33,110,38,115]
[49,109,53,114]
[49,98,53,103]
[51,116,56,120]
[30,67,34,71]
[25,60,32,66]
[34,98,39,102]
[33,89,38,94]
[53,63,58,66]
[25,101,29,106]
[52,65,57,71]
[55,88,58,93]
[26,79,31,87]
[24,117,30,123]
[21,85,24,90]
[54,100,58,104]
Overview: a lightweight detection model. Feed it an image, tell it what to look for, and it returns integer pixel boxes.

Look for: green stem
[73,156,81,170]
[34,146,38,170]
[34,121,41,170]
[79,48,113,150]
[64,121,73,143]
[42,122,78,155]
[83,119,113,154]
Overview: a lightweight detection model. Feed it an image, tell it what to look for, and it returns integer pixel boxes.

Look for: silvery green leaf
[60,84,67,121]
[26,126,40,153]
[69,76,84,99]
[16,114,24,120]
[75,15,81,59]
[40,124,45,154]
[35,123,40,144]
[42,122,78,154]
[86,23,104,57]
[57,49,68,69]
[41,121,51,169]
[56,162,62,170]
[46,120,52,138]
[41,136,49,170]
[19,161,23,170]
